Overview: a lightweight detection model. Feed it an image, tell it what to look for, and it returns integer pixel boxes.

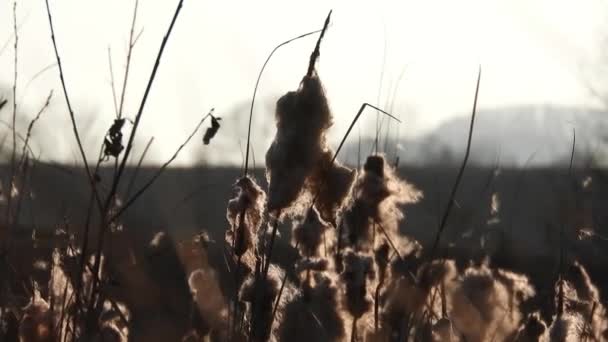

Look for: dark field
[4,163,608,341]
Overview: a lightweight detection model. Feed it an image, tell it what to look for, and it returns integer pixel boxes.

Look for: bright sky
[0,0,605,166]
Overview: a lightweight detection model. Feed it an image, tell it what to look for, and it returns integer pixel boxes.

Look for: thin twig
[428,67,481,258]
[117,0,140,119]
[0,120,36,157]
[124,136,154,199]
[108,0,184,203]
[375,221,402,260]
[311,103,400,206]
[108,48,119,116]
[18,91,53,170]
[558,128,576,316]
[374,23,388,155]
[18,63,57,104]
[88,0,185,313]
[110,110,211,223]
[13,91,53,224]
[7,1,19,225]
[261,212,281,279]
[44,0,103,211]
[0,6,31,57]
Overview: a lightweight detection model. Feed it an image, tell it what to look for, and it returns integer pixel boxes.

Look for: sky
[0,0,606,166]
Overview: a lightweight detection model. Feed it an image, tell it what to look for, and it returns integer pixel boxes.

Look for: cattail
[549,261,608,340]
[265,74,333,215]
[380,272,425,337]
[278,273,345,341]
[293,207,331,258]
[226,176,266,258]
[19,291,53,342]
[449,263,535,342]
[240,266,283,341]
[373,241,389,332]
[340,250,375,341]
[339,155,421,252]
[144,231,193,332]
[417,259,457,292]
[514,313,547,342]
[492,268,536,320]
[188,268,228,335]
[548,315,580,342]
[312,151,356,225]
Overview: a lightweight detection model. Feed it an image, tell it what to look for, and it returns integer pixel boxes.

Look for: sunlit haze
[0,0,605,166]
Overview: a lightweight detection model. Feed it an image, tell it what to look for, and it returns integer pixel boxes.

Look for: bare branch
[124,136,154,199]
[117,0,140,119]
[106,0,185,210]
[7,0,19,225]
[110,109,212,223]
[19,90,53,170]
[108,48,119,116]
[44,0,103,211]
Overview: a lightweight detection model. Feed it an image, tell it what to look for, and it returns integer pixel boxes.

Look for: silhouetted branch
[44,0,103,210]
[110,110,212,222]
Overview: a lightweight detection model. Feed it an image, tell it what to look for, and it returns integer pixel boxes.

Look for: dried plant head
[380,273,426,334]
[418,259,457,291]
[277,272,345,342]
[548,314,581,342]
[293,207,331,258]
[226,214,254,258]
[48,250,74,326]
[19,291,53,342]
[226,176,266,258]
[311,150,356,225]
[339,154,421,252]
[449,263,534,342]
[240,265,284,341]
[265,74,333,215]
[492,268,536,316]
[553,261,608,339]
[188,268,228,331]
[565,261,600,303]
[515,312,548,342]
[432,317,457,342]
[295,258,329,275]
[340,250,375,319]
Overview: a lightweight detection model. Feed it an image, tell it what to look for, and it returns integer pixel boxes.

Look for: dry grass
[0,3,607,342]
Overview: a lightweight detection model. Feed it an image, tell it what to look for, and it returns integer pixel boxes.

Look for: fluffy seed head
[265,75,332,214]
